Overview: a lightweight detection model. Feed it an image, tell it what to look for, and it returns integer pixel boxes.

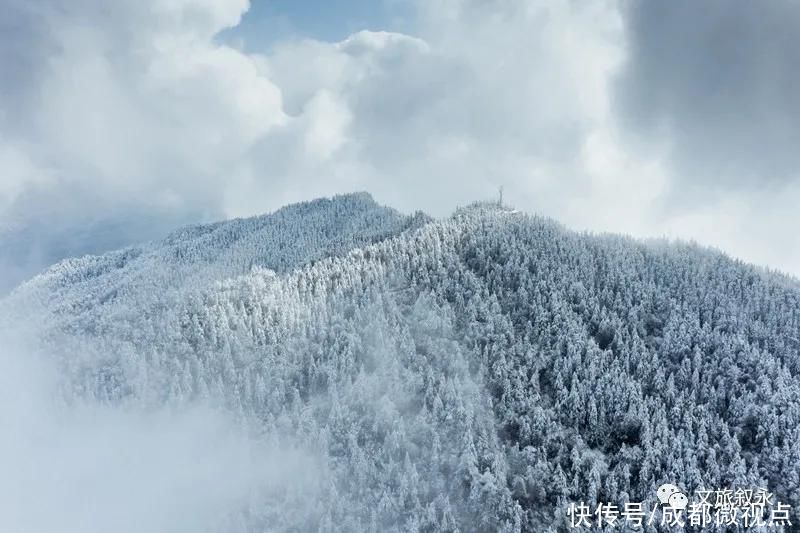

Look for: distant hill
[3,193,799,532]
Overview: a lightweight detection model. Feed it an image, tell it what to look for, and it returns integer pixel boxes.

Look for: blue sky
[226,0,414,48]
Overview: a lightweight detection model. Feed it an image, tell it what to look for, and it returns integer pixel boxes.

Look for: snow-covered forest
[2,193,799,532]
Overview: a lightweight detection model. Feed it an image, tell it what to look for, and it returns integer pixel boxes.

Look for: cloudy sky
[1,0,799,292]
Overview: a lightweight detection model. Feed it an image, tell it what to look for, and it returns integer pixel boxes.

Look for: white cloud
[302,90,351,159]
[0,138,53,216]
[0,328,325,533]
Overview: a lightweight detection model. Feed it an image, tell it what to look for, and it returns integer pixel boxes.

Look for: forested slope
[3,193,799,532]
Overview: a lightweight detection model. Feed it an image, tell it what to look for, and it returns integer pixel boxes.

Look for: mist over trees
[2,193,799,532]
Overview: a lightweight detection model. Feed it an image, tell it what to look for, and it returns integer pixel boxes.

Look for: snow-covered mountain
[2,193,799,532]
